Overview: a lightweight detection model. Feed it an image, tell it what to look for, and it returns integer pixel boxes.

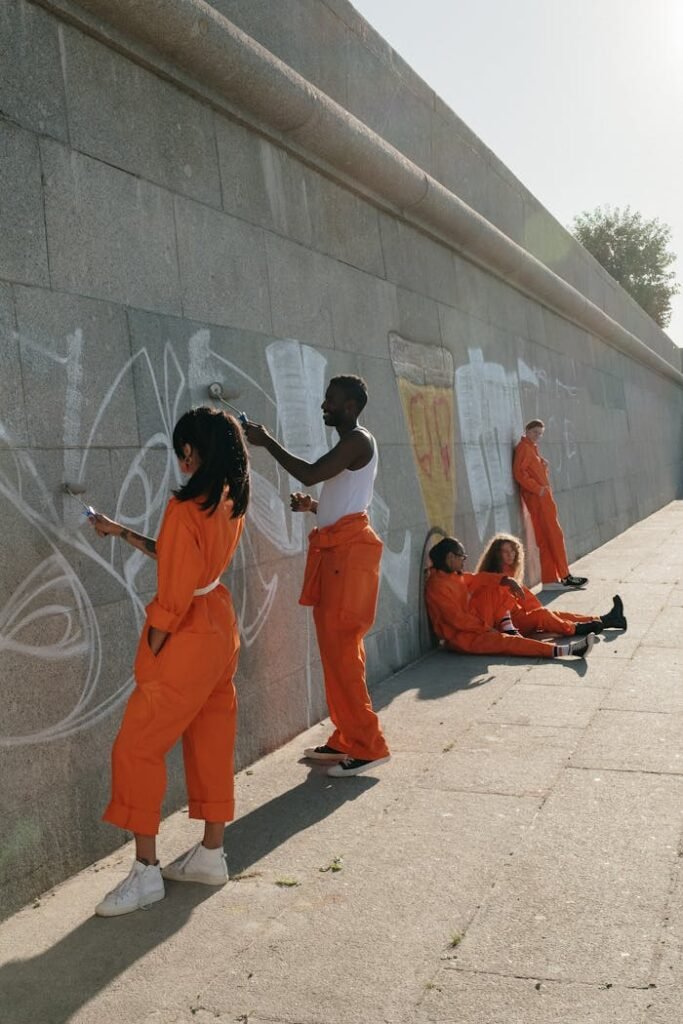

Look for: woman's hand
[244,422,273,447]
[290,492,317,513]
[89,512,122,538]
[501,576,525,600]
[147,626,169,656]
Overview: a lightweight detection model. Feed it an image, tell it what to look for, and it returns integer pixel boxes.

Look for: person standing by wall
[89,407,250,917]
[513,420,588,590]
[246,375,390,778]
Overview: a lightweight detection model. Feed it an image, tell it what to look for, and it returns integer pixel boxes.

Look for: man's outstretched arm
[245,424,370,486]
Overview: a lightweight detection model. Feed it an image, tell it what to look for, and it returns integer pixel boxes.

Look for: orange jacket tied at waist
[299,511,382,628]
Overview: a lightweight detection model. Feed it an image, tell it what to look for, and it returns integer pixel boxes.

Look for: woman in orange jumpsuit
[513,420,587,589]
[425,537,596,659]
[90,407,250,917]
[476,534,626,636]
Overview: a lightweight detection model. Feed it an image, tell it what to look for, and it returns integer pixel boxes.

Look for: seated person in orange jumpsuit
[476,533,627,637]
[425,537,596,659]
[513,419,588,590]
[246,375,389,778]
[89,407,250,917]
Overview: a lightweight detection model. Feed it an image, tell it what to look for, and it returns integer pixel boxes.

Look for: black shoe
[562,574,588,588]
[570,633,596,658]
[574,619,602,636]
[327,755,391,777]
[303,744,345,762]
[600,594,627,630]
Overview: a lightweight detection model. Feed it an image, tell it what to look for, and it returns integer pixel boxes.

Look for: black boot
[600,594,627,630]
[574,619,603,636]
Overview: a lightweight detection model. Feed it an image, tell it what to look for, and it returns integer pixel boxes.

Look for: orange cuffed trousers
[449,584,556,658]
[301,513,389,762]
[522,491,570,583]
[511,585,594,636]
[103,608,240,836]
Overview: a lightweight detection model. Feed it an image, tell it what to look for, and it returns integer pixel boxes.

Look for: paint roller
[207,383,250,427]
[62,482,97,518]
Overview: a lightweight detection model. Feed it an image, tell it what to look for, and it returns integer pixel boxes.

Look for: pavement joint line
[565,765,683,779]
[596,707,681,715]
[440,964,645,990]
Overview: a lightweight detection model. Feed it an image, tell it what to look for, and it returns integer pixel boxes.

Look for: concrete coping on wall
[35,0,683,386]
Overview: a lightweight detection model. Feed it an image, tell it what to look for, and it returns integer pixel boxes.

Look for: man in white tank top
[246,376,390,777]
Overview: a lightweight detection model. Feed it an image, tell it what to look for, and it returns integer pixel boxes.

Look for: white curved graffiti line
[1,332,411,746]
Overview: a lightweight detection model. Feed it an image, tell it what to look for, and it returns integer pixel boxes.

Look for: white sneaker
[95,860,165,917]
[162,842,229,886]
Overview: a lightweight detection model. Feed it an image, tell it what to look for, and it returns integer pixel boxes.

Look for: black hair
[328,374,368,413]
[172,407,250,518]
[429,536,464,571]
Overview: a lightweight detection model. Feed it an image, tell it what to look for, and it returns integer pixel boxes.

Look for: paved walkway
[2,502,683,1024]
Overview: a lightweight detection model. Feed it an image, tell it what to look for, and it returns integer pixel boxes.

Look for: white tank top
[316,429,378,528]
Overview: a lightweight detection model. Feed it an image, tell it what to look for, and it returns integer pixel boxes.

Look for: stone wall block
[41,140,181,313]
[61,25,222,206]
[0,123,50,286]
[174,195,272,333]
[0,0,68,140]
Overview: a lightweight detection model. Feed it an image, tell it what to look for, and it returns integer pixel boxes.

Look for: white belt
[193,578,221,596]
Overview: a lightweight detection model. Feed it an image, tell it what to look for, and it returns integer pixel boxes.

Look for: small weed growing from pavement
[320,856,343,873]
[232,870,262,882]
[442,741,454,753]
[275,877,300,887]
[449,931,463,948]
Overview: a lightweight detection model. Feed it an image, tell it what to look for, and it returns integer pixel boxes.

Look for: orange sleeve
[425,577,490,638]
[146,500,204,633]
[513,445,544,495]
[463,572,504,589]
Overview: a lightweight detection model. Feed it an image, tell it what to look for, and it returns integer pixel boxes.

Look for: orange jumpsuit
[425,569,555,658]
[511,584,594,637]
[513,435,570,584]
[300,511,389,761]
[103,496,244,836]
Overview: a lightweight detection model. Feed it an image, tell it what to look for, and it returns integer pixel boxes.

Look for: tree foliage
[571,206,679,328]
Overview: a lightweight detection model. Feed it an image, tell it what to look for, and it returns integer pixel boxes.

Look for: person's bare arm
[246,425,371,486]
[90,513,157,560]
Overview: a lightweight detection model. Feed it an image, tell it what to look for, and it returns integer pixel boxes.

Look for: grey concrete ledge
[33,0,683,386]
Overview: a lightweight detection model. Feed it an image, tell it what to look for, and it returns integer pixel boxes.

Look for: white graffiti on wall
[0,333,411,747]
[456,348,578,541]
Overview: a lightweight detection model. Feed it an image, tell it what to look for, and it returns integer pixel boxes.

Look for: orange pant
[103,616,239,835]
[512,607,582,636]
[523,491,570,583]
[310,530,389,762]
[448,585,555,658]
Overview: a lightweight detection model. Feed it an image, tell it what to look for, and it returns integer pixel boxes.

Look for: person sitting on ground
[476,533,626,637]
[425,537,596,660]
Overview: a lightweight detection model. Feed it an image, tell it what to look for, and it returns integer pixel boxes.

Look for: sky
[351,0,683,346]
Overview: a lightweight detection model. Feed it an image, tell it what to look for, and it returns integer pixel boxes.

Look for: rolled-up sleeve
[146,500,203,633]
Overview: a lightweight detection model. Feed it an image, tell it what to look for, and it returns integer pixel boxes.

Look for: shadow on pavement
[372,647,588,712]
[1,772,376,1024]
[224,771,378,875]
[0,883,213,1024]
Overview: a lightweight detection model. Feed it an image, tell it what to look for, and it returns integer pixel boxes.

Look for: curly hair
[476,533,525,582]
[172,406,250,517]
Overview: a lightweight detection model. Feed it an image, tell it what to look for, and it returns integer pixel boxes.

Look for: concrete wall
[1,0,681,918]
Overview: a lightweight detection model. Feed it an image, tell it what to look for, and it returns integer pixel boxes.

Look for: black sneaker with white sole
[303,744,345,762]
[570,632,596,658]
[327,755,391,777]
[561,574,588,588]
